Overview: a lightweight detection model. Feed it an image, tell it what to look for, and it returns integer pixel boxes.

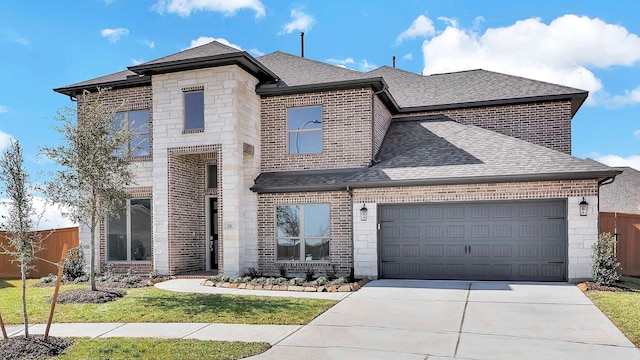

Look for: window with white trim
[107,198,152,261]
[287,106,322,154]
[276,204,330,261]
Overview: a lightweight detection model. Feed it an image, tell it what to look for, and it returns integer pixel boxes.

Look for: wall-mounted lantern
[360,204,368,221]
[579,197,589,216]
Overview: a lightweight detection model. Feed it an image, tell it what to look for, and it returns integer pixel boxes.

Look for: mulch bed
[578,282,631,292]
[54,288,127,304]
[0,336,73,360]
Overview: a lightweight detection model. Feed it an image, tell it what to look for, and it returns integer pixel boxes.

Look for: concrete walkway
[7,323,300,345]
[249,280,640,360]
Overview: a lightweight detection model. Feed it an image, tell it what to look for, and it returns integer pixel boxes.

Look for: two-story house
[54,41,618,282]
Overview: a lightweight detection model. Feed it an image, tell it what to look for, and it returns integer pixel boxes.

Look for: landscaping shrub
[305,268,315,281]
[278,265,288,278]
[592,232,620,286]
[40,273,57,284]
[314,277,327,286]
[331,277,347,286]
[63,246,86,281]
[246,267,262,279]
[326,264,337,281]
[289,277,305,286]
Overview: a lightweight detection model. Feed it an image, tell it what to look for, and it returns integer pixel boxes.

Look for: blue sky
[0,1,639,227]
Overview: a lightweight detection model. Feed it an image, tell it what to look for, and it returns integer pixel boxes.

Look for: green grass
[0,279,336,325]
[587,290,640,347]
[57,338,270,360]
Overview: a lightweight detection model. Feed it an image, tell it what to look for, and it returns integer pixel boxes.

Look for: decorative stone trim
[200,277,371,293]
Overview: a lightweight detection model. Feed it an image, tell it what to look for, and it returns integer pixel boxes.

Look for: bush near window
[591,232,620,286]
[64,246,87,281]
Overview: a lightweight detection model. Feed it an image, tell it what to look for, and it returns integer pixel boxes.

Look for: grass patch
[586,290,640,346]
[58,338,270,360]
[0,279,336,325]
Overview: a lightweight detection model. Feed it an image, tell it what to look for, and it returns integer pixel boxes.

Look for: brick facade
[372,95,392,158]
[261,88,373,172]
[396,100,572,154]
[257,191,352,277]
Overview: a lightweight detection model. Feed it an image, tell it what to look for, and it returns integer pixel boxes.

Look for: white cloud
[279,8,315,34]
[0,130,14,151]
[326,57,355,66]
[101,28,129,43]
[634,130,640,139]
[595,154,640,170]
[396,15,435,44]
[472,16,485,30]
[154,0,265,18]
[141,39,155,49]
[437,16,459,28]
[0,197,76,231]
[403,53,413,60]
[419,14,640,105]
[359,59,377,72]
[249,48,264,56]
[609,85,640,106]
[184,36,242,50]
[10,35,29,46]
[0,106,7,113]
[132,58,144,65]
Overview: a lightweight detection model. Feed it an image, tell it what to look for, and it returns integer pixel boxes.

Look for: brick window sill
[183,129,204,134]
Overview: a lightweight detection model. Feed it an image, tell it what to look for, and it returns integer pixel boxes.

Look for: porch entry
[208,197,219,270]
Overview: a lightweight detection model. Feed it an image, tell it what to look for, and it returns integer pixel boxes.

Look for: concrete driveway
[250,280,640,360]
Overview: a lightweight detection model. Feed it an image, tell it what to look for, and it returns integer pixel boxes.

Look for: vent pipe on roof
[392,56,396,68]
[300,32,305,57]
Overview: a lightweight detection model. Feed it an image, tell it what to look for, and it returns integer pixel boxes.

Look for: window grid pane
[106,198,152,262]
[287,106,322,154]
[276,204,329,261]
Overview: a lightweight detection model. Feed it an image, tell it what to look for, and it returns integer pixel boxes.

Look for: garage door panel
[379,200,567,281]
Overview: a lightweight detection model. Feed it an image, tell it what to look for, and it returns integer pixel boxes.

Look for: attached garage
[379,200,567,281]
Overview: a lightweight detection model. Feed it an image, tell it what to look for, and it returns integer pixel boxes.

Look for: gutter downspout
[346,185,355,281]
[598,176,617,240]
[370,86,388,167]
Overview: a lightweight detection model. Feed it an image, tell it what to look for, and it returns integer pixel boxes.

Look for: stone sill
[200,277,371,293]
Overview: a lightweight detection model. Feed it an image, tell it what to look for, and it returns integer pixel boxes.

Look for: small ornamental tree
[0,140,42,337]
[591,232,620,286]
[42,88,135,291]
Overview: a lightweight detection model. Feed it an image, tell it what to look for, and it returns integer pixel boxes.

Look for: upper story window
[184,90,204,131]
[287,106,322,154]
[113,110,150,157]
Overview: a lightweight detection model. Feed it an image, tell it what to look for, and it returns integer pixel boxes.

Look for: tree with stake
[0,140,41,338]
[42,88,135,291]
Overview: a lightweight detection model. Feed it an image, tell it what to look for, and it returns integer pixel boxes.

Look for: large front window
[287,106,322,154]
[113,110,150,157]
[276,204,330,261]
[107,198,152,261]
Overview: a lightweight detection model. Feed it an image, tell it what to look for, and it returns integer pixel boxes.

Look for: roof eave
[395,92,588,114]
[53,76,151,97]
[348,170,621,189]
[256,77,388,97]
[128,52,278,82]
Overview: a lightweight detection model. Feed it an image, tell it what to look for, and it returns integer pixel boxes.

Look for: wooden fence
[600,212,640,276]
[0,227,79,279]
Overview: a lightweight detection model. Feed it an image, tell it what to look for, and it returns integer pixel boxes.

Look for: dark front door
[209,198,219,270]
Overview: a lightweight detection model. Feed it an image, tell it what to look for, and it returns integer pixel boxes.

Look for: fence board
[0,227,79,279]
[600,212,640,276]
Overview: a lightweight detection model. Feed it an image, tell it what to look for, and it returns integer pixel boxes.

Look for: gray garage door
[379,200,567,281]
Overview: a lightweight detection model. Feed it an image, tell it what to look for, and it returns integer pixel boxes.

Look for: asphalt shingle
[598,166,640,214]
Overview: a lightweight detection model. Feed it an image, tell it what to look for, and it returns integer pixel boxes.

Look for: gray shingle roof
[256,51,374,86]
[366,66,586,109]
[252,118,618,192]
[251,168,363,193]
[598,166,640,214]
[350,119,614,184]
[134,41,243,67]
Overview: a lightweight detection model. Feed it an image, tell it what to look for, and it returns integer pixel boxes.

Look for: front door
[209,198,219,270]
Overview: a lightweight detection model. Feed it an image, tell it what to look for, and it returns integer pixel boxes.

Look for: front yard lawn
[0,279,336,325]
[586,290,640,347]
[57,338,270,360]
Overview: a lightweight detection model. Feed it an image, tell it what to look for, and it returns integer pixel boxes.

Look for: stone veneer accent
[395,100,572,154]
[352,179,599,282]
[257,191,352,278]
[152,65,261,276]
[261,88,373,172]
